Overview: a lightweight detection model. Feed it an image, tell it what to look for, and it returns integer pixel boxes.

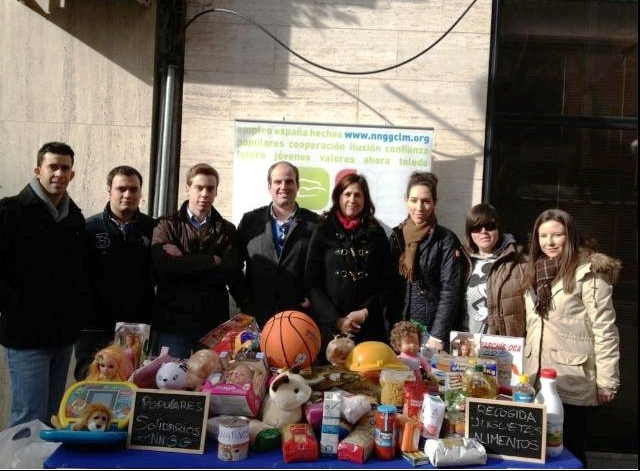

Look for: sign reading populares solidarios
[232,120,434,233]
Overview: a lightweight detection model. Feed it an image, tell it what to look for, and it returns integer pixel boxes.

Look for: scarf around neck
[399,215,436,281]
[29,177,70,222]
[534,257,560,317]
[335,210,361,231]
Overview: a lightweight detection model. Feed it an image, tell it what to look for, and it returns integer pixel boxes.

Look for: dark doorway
[485,0,637,453]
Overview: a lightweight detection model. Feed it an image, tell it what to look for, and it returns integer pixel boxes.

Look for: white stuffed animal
[260,370,312,428]
[156,361,188,390]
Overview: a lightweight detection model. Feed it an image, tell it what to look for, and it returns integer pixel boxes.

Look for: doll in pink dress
[389,321,431,381]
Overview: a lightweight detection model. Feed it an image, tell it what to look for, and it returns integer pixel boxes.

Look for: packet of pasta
[380,369,415,407]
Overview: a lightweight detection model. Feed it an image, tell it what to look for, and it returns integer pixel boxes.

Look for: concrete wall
[0,0,156,429]
[180,0,492,236]
[0,0,156,216]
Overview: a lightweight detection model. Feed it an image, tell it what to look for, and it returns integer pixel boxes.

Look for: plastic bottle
[419,329,432,363]
[463,364,492,399]
[461,358,478,392]
[513,373,535,403]
[535,368,564,457]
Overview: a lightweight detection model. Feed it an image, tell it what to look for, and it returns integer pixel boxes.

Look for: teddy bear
[156,360,189,390]
[71,403,113,432]
[260,369,312,429]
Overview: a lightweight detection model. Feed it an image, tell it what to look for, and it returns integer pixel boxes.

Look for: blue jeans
[152,331,208,360]
[4,345,73,427]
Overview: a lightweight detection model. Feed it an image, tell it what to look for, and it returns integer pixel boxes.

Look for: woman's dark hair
[526,208,579,292]
[405,171,438,202]
[465,203,501,253]
[327,173,377,224]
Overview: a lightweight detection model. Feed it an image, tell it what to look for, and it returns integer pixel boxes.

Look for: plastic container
[513,373,535,403]
[461,358,478,392]
[463,364,492,399]
[419,329,432,363]
[535,368,564,457]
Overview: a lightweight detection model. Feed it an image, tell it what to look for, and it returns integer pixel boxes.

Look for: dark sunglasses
[470,221,498,233]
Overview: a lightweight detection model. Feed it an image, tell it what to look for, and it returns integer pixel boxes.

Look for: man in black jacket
[73,166,157,380]
[0,142,89,427]
[237,161,320,327]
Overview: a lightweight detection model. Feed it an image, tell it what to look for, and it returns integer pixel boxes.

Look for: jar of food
[374,404,397,460]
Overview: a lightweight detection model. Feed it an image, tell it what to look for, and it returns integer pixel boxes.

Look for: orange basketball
[259,311,322,369]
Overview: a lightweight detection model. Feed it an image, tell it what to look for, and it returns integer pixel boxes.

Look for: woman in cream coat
[524,208,621,466]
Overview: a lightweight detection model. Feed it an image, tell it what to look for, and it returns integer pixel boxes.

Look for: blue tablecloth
[44,440,583,469]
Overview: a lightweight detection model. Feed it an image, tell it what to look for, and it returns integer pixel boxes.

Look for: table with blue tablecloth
[44,440,583,469]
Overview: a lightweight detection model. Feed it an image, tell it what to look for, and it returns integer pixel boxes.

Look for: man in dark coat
[0,142,90,427]
[73,165,157,380]
[237,161,320,328]
[151,163,246,359]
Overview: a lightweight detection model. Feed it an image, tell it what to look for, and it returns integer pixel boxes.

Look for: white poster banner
[232,120,433,233]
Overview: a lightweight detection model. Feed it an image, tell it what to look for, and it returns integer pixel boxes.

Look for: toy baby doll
[225,363,255,391]
[85,344,134,382]
[389,321,431,381]
[325,334,355,367]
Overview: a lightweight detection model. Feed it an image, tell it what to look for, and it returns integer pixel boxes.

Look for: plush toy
[325,334,355,367]
[156,360,188,390]
[260,369,312,429]
[71,403,113,432]
[186,349,223,391]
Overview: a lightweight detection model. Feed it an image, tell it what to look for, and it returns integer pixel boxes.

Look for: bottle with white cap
[535,368,564,457]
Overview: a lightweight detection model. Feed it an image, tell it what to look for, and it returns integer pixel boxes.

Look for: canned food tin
[217,416,250,461]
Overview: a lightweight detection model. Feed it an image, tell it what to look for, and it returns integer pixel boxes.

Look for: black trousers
[563,403,591,467]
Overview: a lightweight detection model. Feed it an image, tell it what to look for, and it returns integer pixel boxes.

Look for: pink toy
[389,321,431,381]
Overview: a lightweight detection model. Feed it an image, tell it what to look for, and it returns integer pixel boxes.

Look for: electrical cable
[184,0,479,75]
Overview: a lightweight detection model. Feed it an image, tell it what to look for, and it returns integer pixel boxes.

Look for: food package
[320,391,342,456]
[423,437,487,467]
[336,426,375,464]
[380,368,415,407]
[402,450,430,467]
[281,423,319,463]
[396,414,422,452]
[340,392,372,424]
[304,399,324,431]
[419,393,446,439]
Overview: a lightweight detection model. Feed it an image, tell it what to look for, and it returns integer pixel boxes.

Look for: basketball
[259,311,322,369]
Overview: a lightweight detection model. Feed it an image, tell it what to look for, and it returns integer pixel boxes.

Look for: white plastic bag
[0,419,61,468]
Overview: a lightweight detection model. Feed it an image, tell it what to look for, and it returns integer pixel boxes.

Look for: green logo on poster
[298,167,329,210]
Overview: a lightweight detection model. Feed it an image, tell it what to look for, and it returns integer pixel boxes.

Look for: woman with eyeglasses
[388,171,466,354]
[304,173,391,362]
[462,203,528,336]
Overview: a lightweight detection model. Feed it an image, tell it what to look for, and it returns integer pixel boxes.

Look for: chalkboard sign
[465,397,546,463]
[127,388,210,454]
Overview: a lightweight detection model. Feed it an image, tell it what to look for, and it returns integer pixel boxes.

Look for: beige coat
[524,251,621,406]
